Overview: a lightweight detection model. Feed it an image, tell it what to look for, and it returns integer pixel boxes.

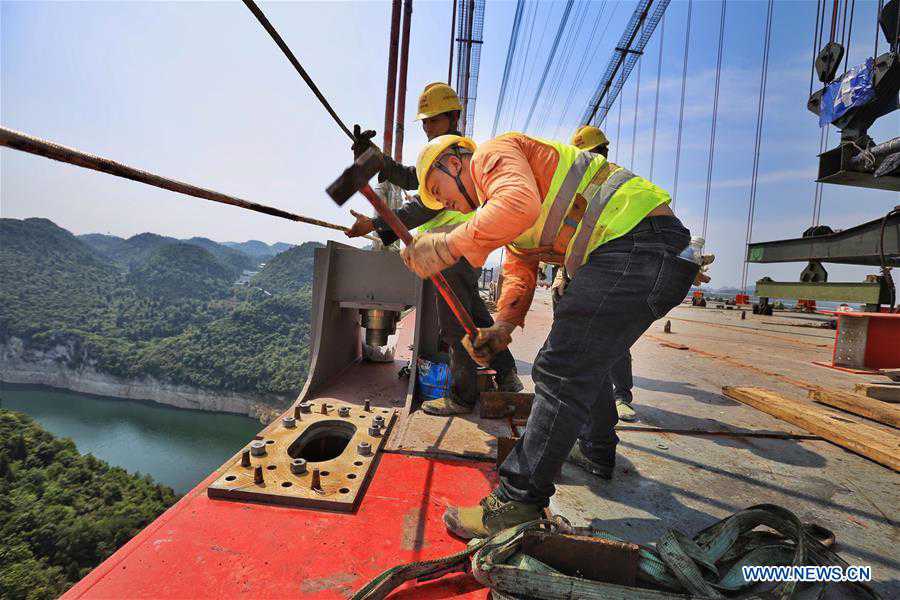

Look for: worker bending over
[400,132,699,539]
[345,82,523,416]
[569,126,637,425]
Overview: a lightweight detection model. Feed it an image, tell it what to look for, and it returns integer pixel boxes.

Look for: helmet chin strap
[434,151,477,211]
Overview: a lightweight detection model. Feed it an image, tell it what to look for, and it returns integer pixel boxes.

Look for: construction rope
[702,0,727,241]
[0,127,368,238]
[670,0,692,206]
[241,0,354,140]
[741,0,775,292]
[649,13,665,180]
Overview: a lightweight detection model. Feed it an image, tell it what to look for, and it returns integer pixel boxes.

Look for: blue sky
[2,0,897,288]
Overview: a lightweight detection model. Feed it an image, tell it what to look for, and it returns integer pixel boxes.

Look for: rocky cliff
[1,337,287,423]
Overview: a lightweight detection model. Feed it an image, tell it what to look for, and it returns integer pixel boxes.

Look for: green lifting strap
[351,505,882,600]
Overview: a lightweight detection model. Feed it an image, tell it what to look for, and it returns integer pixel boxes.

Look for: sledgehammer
[327,148,479,339]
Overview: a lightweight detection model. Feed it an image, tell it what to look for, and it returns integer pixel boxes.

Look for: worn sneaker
[498,370,525,393]
[442,492,542,539]
[616,399,638,422]
[566,443,614,480]
[421,397,473,416]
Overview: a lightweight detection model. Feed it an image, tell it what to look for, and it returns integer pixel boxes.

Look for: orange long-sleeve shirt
[446,134,560,327]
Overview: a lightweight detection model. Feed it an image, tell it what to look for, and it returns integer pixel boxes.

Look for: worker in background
[400,132,699,539]
[345,82,523,416]
[569,125,637,424]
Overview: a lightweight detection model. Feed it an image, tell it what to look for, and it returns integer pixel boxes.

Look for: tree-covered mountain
[249,242,323,295]
[0,409,178,599]
[181,237,258,275]
[223,239,294,260]
[1,218,313,399]
[127,243,233,301]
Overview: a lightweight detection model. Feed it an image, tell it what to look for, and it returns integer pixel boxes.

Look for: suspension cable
[524,0,578,131]
[702,0,727,241]
[509,0,540,130]
[493,0,526,137]
[242,0,353,140]
[741,0,775,292]
[0,127,369,238]
[671,0,693,205]
[809,0,823,97]
[629,55,642,170]
[874,0,884,58]
[843,0,856,72]
[614,87,624,163]
[649,13,665,180]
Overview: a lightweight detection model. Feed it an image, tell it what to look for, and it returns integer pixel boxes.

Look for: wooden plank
[723,387,900,471]
[809,389,900,428]
[479,391,534,419]
[854,382,900,403]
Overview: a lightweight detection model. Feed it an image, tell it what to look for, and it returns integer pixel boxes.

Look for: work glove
[551,269,568,303]
[352,124,378,159]
[345,209,376,238]
[463,321,515,367]
[694,253,715,286]
[400,232,457,279]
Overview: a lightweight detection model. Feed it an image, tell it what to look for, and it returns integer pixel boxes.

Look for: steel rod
[0,126,364,237]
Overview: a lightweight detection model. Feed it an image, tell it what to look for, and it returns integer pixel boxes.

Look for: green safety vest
[506,134,670,274]
[417,209,473,234]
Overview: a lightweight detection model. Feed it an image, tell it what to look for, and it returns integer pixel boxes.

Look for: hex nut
[249,440,267,456]
[290,458,308,475]
[358,441,372,456]
[299,401,312,413]
[368,425,381,436]
[373,415,385,426]
[282,416,297,428]
[338,407,350,418]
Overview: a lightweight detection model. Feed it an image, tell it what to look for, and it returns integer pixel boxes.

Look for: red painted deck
[64,454,496,599]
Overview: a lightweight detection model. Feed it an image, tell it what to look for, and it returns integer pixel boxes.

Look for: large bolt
[293,405,303,419]
[338,406,350,418]
[368,425,381,436]
[254,465,264,484]
[741,310,747,320]
[282,416,297,428]
[358,441,372,456]
[290,458,308,475]
[241,450,251,467]
[320,403,329,414]
[663,320,672,334]
[311,468,323,492]
[250,440,267,457]
[299,401,312,413]
[364,399,371,412]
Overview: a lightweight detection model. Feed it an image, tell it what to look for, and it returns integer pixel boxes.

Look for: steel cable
[242,0,354,140]
[702,0,727,242]
[492,0,526,137]
[649,13,665,180]
[741,0,775,292]
[671,0,693,206]
[629,55,642,170]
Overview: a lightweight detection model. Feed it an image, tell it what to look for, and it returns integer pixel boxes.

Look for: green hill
[127,243,233,301]
[0,218,313,399]
[249,242,323,295]
[0,409,178,599]
[223,239,291,259]
[182,237,257,275]
[78,233,125,260]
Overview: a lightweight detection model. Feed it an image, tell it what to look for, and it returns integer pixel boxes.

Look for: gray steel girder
[746,212,899,266]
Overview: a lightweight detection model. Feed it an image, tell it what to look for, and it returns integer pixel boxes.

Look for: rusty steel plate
[208,400,397,511]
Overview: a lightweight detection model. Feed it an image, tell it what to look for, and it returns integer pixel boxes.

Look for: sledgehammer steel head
[326,147,384,206]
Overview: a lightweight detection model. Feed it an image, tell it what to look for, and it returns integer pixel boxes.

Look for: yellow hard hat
[571,125,609,151]
[416,134,477,209]
[415,82,463,121]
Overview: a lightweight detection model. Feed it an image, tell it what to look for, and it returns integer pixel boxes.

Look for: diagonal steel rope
[649,13,666,180]
[702,0,727,241]
[671,0,693,206]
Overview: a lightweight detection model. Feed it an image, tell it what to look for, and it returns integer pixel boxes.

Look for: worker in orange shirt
[399,132,699,539]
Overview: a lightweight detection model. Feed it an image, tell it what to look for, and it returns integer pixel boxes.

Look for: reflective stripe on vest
[503,135,669,274]
[417,209,473,234]
[564,167,636,274]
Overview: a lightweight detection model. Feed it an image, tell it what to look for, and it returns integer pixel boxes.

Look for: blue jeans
[497,216,697,506]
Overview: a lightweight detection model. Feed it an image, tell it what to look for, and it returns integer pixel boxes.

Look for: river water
[1,384,262,494]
